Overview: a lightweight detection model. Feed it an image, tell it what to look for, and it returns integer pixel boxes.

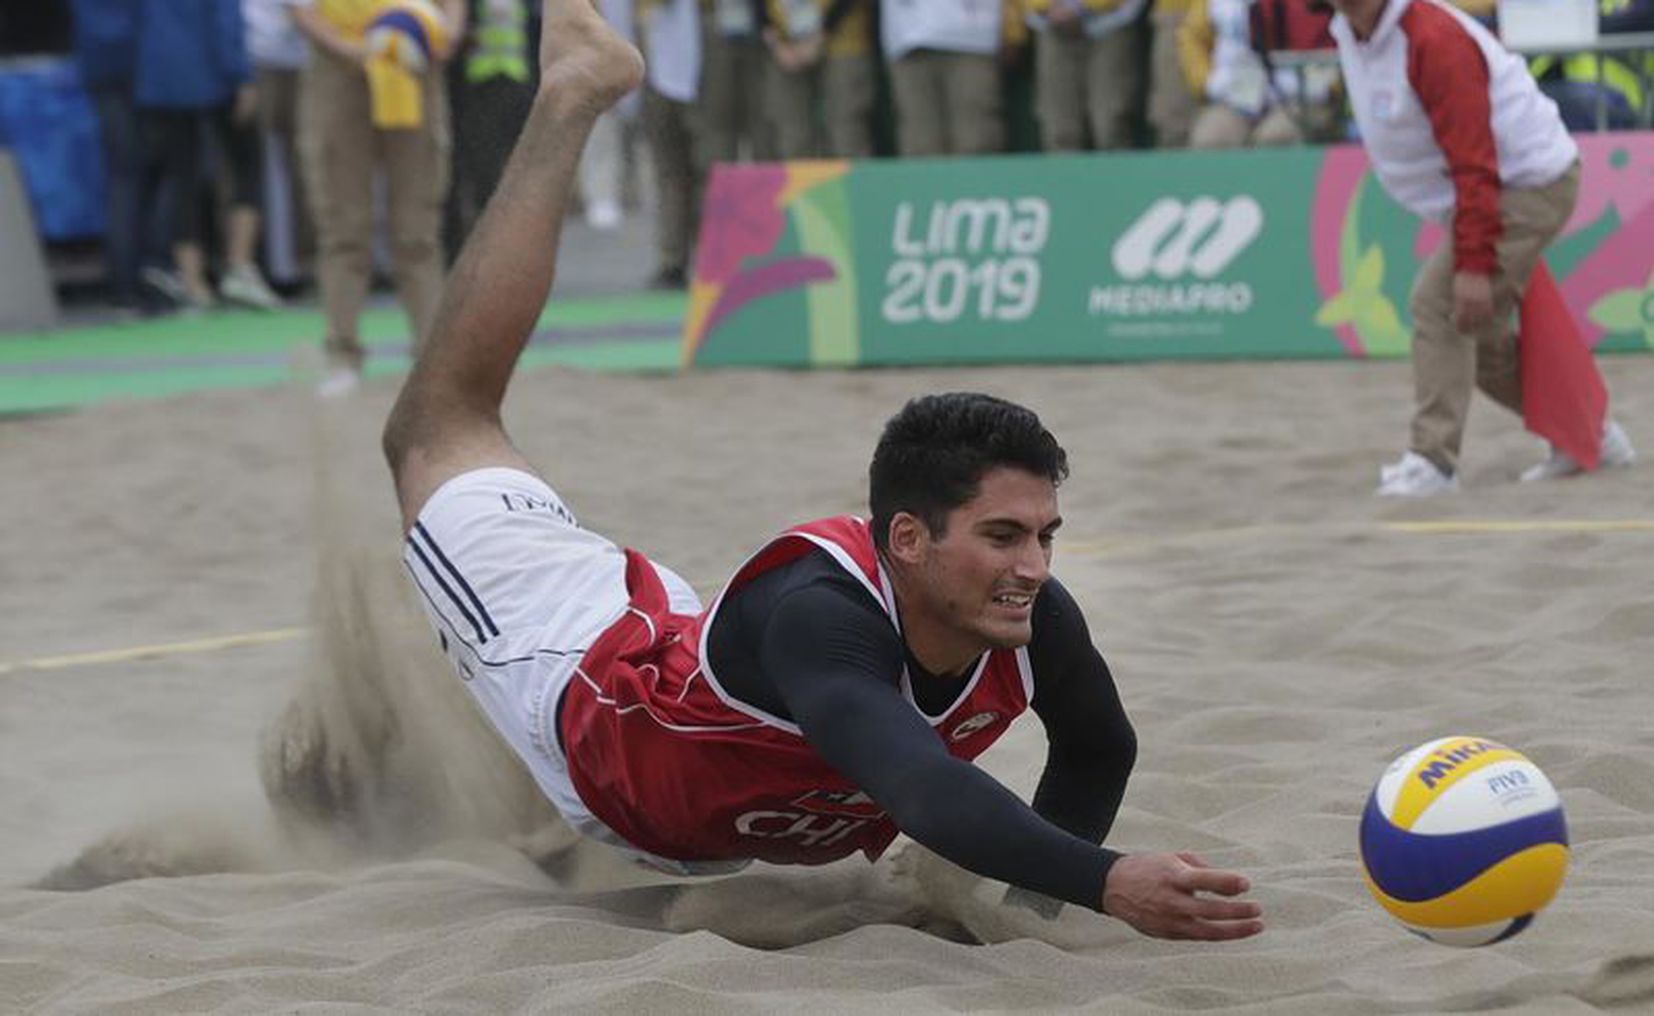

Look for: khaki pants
[766,54,876,159]
[1407,163,1581,473]
[890,50,1004,156]
[1188,103,1301,148]
[1147,10,1196,147]
[1034,26,1142,152]
[255,66,313,282]
[298,50,450,368]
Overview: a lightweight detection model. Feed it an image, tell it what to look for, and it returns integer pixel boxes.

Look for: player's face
[920,466,1061,651]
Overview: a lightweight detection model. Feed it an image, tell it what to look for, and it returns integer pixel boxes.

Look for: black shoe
[648,265,688,290]
[138,267,184,313]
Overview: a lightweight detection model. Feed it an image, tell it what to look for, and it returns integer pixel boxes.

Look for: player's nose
[1013,539,1050,584]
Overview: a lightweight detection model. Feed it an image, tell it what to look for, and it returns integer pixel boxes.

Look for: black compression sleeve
[1026,579,1138,846]
[760,583,1119,911]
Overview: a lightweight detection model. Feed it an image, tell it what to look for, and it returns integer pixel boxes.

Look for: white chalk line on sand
[3,519,1651,677]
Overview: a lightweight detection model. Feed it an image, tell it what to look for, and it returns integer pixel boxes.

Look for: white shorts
[403,467,735,874]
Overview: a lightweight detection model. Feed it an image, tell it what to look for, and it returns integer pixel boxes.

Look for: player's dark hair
[868,392,1069,551]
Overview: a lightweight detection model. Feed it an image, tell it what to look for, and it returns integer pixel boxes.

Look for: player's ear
[886,512,928,564]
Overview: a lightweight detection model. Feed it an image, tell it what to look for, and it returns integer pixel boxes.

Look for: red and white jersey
[1330,0,1576,272]
[557,516,1035,867]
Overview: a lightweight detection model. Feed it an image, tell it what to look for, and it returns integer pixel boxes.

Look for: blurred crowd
[51,0,1654,388]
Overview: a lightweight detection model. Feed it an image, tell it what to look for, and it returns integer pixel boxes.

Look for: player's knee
[381,394,420,476]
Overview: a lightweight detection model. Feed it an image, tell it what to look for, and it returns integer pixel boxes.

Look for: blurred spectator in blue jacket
[134,0,255,310]
[71,0,154,311]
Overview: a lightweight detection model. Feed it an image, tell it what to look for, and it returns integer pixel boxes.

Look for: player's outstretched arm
[382,0,643,532]
[760,585,1263,940]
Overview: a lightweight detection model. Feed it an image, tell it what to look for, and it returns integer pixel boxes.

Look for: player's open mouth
[992,592,1035,610]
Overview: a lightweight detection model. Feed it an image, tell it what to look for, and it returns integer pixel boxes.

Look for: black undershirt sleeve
[758,581,1123,912]
[1025,579,1138,847]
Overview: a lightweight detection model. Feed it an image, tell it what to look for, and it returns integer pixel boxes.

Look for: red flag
[1520,262,1606,470]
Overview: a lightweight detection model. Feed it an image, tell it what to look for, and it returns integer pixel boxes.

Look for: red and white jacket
[557,517,1035,867]
[1330,0,1577,273]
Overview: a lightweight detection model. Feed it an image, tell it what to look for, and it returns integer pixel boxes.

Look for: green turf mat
[0,293,686,414]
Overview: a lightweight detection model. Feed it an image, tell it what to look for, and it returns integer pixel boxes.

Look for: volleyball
[1359,736,1568,947]
[365,0,451,74]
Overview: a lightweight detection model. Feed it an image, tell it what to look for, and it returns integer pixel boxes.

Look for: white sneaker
[1519,420,1636,482]
[219,264,283,310]
[1377,451,1458,497]
[585,198,623,231]
[315,366,361,399]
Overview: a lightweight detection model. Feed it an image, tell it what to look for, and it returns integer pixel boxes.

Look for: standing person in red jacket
[1328,0,1635,496]
[359,0,1265,942]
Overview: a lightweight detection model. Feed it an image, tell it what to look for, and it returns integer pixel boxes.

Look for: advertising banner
[682,134,1654,368]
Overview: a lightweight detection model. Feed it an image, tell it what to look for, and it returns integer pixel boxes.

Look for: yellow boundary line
[0,626,308,677]
[1382,519,1654,534]
[3,519,1650,677]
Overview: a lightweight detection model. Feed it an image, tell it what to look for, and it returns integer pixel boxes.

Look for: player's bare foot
[537,0,644,115]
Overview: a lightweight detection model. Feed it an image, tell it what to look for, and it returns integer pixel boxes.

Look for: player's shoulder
[787,547,896,620]
[749,547,907,671]
[744,544,892,623]
[1032,575,1088,632]
[1027,575,1105,671]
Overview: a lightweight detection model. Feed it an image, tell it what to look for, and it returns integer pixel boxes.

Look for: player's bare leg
[255,0,645,846]
[383,0,644,527]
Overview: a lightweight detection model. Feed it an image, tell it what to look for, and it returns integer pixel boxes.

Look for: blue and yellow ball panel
[1361,794,1568,937]
[370,8,436,62]
[1360,736,1569,947]
[1360,796,1569,903]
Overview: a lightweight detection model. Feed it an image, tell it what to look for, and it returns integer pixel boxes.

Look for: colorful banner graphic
[683,135,1654,368]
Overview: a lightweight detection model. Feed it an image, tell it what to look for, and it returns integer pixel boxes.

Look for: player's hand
[1101,852,1263,941]
[1452,271,1494,334]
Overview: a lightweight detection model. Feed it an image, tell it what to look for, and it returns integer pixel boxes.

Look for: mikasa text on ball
[1359,736,1568,947]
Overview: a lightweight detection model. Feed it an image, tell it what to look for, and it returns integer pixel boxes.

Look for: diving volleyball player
[380,0,1262,942]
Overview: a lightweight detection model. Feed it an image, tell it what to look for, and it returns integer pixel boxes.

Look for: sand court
[3,357,1653,1012]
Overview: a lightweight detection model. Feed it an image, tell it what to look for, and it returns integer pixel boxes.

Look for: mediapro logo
[1110,197,1263,280]
[1090,196,1262,319]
